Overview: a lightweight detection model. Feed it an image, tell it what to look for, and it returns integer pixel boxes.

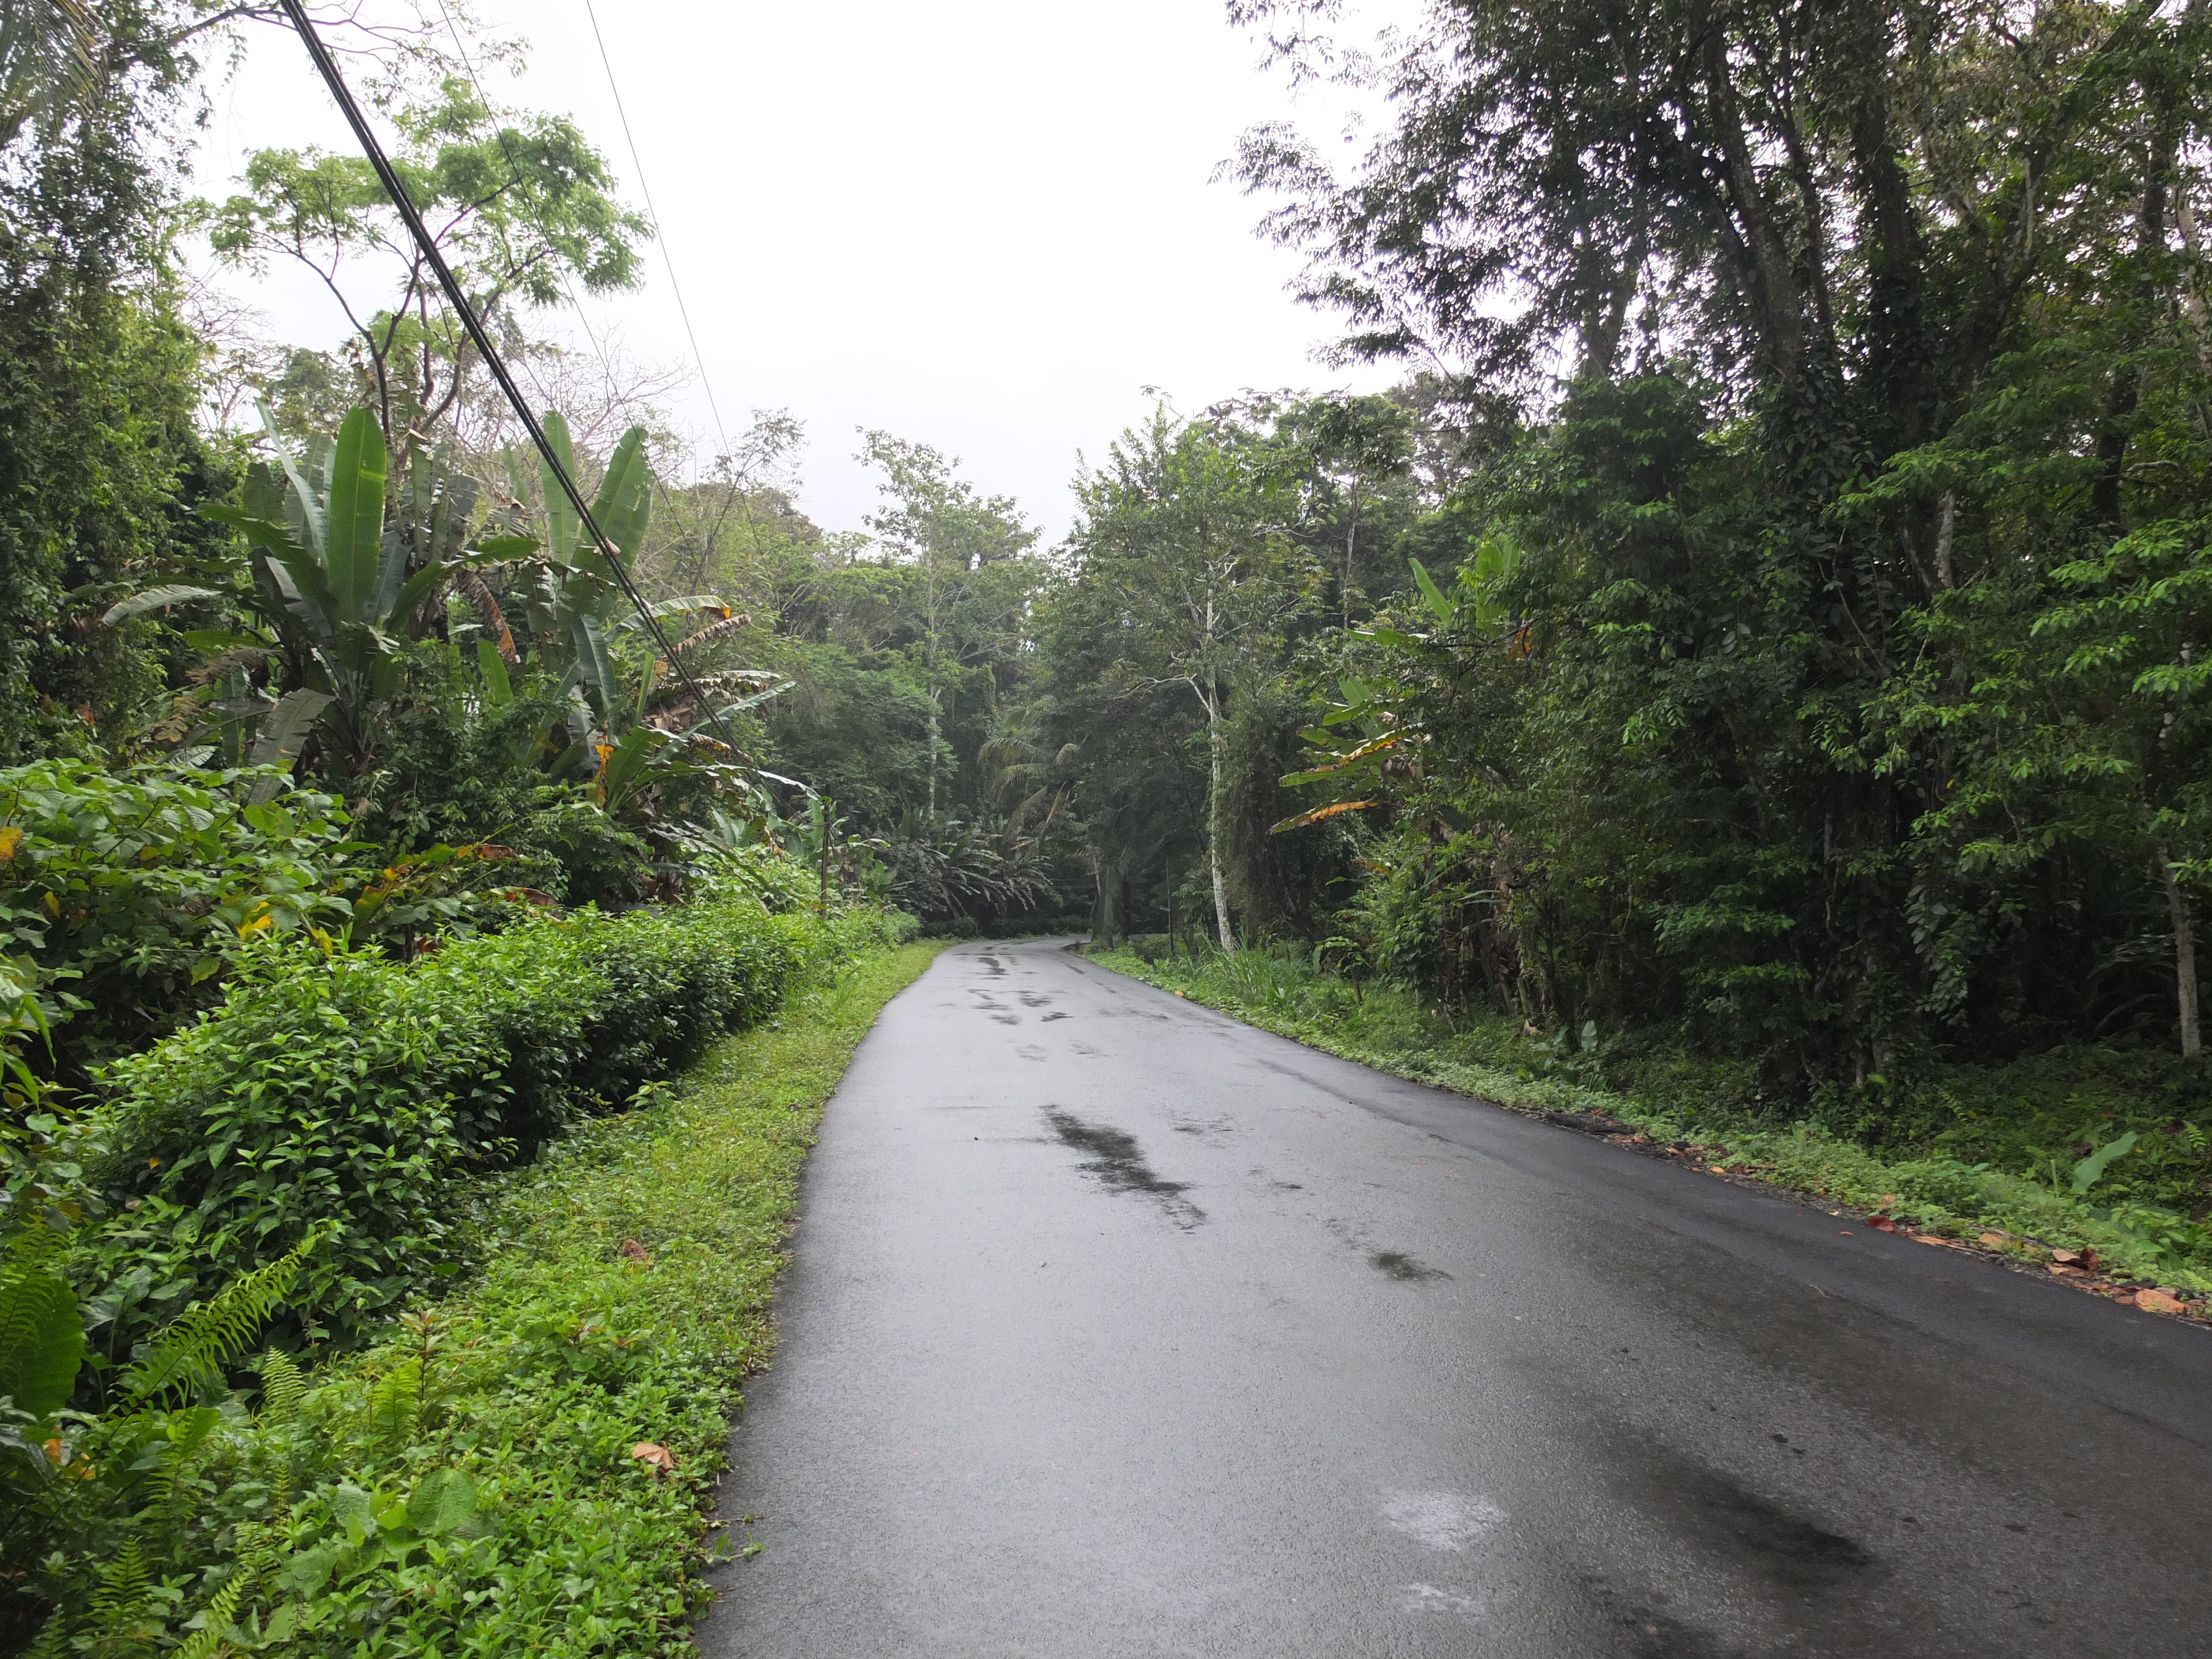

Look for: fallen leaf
[1978,1231,2011,1248]
[631,1442,676,1478]
[1913,1234,1949,1246]
[2136,1288,2185,1314]
[1867,1215,1898,1233]
[1838,1229,1854,1236]
[2050,1249,2084,1266]
[2047,1262,2090,1277]
[618,1238,650,1266]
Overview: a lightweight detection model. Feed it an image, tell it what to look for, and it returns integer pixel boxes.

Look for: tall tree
[1061,408,1311,951]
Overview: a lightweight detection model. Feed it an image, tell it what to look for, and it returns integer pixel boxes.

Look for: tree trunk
[1206,686,1235,955]
[926,692,940,824]
[2158,842,2201,1057]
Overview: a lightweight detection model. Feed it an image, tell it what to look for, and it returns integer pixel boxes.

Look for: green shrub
[81,900,900,1353]
[7,931,935,1657]
[0,760,360,1065]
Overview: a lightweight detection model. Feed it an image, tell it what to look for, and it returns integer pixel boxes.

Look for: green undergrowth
[1094,941,2212,1295]
[24,937,946,1658]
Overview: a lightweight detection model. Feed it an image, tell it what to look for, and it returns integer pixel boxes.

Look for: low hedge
[81,900,906,1351]
[6,931,936,1658]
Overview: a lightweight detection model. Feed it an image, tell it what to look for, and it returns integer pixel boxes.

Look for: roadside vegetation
[1097,940,2212,1312]
[8,0,2212,1650]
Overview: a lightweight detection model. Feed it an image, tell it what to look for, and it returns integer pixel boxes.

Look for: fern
[19,1613,68,1659]
[257,1348,309,1517]
[255,1348,306,1427]
[119,1237,316,1408]
[367,1357,422,1451]
[171,1567,252,1659]
[90,1539,150,1625]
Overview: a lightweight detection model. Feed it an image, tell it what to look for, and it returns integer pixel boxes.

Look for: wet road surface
[697,939,2212,1657]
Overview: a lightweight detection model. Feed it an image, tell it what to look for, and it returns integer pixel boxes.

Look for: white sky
[187,0,1420,544]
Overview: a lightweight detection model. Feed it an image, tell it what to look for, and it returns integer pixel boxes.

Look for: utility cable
[580,0,732,461]
[274,0,747,760]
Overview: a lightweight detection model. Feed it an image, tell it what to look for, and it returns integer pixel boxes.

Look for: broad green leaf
[246,691,335,803]
[540,411,581,566]
[477,638,514,706]
[589,425,653,567]
[100,586,227,627]
[2070,1130,2139,1195]
[0,1270,84,1419]
[325,409,390,628]
[332,1484,377,1548]
[405,1467,481,1536]
[467,534,541,561]
[571,613,618,713]
[1409,558,1454,628]
[256,402,325,559]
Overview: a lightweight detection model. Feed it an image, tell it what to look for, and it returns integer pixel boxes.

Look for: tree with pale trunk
[1064,407,1311,953]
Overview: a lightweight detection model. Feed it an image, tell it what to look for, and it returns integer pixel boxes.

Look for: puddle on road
[1041,1011,1070,1022]
[991,1013,1020,1025]
[1042,1108,1204,1228]
[1372,1249,1452,1282]
[1018,992,1053,1008]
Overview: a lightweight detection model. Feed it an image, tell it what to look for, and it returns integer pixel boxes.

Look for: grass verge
[1092,942,2212,1319]
[90,938,946,1659]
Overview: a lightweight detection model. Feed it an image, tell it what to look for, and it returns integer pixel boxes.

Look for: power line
[580,0,733,463]
[274,0,747,762]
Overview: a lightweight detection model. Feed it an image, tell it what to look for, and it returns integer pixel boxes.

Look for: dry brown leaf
[1867,1215,1898,1233]
[631,1442,676,1478]
[2047,1262,2090,1277]
[2136,1288,2186,1314]
[619,1238,650,1266]
[1979,1231,2011,1248]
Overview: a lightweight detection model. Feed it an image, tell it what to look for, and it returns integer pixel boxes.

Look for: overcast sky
[189,0,1420,544]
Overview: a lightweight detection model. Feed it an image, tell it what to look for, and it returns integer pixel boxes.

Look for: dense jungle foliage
[7,0,2212,1650]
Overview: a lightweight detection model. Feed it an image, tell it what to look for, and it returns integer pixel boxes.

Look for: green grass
[1094,940,2212,1303]
[45,938,948,1659]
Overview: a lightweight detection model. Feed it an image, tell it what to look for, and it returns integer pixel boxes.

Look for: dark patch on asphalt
[976,954,1006,976]
[1040,1011,1070,1022]
[1019,992,1053,1007]
[1015,1045,1047,1062]
[1580,1577,1742,1658]
[1620,1445,1875,1595]
[1043,1108,1204,1227]
[1370,1249,1450,1282]
[992,1013,1020,1025]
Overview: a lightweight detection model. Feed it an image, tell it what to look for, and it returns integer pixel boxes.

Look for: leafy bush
[5,933,936,1657]
[82,901,900,1355]
[0,760,360,1064]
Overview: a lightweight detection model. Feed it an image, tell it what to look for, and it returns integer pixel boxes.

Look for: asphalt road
[697,938,2212,1658]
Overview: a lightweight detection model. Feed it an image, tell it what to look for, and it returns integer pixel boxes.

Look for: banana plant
[106,408,477,784]
[505,411,654,733]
